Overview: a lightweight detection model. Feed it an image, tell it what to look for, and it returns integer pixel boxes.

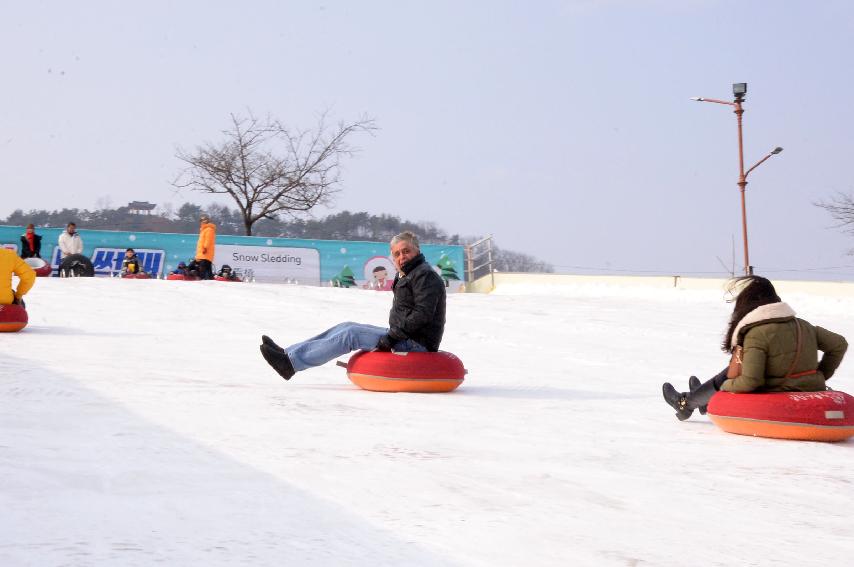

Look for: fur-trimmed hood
[730,302,796,348]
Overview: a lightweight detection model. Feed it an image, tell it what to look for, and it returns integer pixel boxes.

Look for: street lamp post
[691,83,783,275]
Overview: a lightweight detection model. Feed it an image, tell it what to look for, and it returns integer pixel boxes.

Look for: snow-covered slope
[2,278,853,566]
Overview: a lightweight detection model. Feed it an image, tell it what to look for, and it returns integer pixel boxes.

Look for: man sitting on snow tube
[0,248,36,308]
[215,264,241,281]
[120,248,144,277]
[662,275,848,421]
[171,262,189,276]
[259,231,446,381]
[185,259,201,279]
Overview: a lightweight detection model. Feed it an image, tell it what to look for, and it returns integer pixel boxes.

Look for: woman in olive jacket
[662,276,848,421]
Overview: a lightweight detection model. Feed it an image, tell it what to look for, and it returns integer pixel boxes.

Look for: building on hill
[128,201,157,215]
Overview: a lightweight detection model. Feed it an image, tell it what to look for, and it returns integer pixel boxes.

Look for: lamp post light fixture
[691,82,783,275]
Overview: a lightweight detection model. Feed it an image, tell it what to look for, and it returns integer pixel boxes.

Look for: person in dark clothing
[259,231,447,381]
[19,224,42,259]
[216,264,241,281]
[197,259,214,280]
[185,259,200,278]
[662,275,848,421]
[120,248,143,276]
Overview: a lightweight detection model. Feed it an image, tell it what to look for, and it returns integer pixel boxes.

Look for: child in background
[120,248,143,276]
[171,261,189,276]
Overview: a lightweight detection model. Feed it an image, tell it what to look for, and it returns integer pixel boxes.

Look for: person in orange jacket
[195,213,217,280]
[0,248,36,307]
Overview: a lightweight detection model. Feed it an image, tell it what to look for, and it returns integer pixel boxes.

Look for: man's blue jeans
[285,321,427,371]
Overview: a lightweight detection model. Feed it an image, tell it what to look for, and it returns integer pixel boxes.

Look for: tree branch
[173,111,377,235]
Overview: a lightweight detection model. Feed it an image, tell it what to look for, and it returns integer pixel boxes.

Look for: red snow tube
[23,257,52,277]
[121,273,151,279]
[166,273,200,281]
[0,304,28,332]
[344,351,466,393]
[214,276,242,282]
[707,391,854,442]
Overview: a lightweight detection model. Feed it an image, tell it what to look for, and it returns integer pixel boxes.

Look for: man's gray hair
[390,231,420,251]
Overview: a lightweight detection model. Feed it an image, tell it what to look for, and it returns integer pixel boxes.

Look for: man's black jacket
[387,253,446,351]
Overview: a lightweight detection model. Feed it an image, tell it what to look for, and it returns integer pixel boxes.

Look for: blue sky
[2,0,853,278]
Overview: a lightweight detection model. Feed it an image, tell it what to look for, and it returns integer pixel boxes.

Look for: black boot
[662,378,719,421]
[260,344,296,380]
[662,383,694,421]
[688,376,701,391]
[688,376,707,415]
[261,334,285,353]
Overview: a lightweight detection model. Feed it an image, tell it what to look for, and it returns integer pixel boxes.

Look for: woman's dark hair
[721,275,781,352]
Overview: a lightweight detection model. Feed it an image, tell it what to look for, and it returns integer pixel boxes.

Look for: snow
[2,277,854,566]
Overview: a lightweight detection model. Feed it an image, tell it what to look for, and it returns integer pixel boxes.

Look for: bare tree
[816,192,854,234]
[816,192,854,256]
[493,246,554,273]
[158,202,175,219]
[174,112,377,235]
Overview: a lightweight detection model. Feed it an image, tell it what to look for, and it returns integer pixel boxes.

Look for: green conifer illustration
[436,255,460,282]
[332,265,357,288]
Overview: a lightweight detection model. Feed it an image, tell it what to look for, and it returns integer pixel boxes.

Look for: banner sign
[0,225,466,291]
[46,247,166,276]
[214,245,320,284]
[90,248,166,276]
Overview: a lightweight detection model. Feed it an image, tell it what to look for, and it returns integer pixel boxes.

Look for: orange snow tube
[0,304,28,332]
[707,391,854,442]
[344,351,466,393]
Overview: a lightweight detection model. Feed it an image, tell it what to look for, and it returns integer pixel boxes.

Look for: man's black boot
[262,335,285,353]
[260,344,296,380]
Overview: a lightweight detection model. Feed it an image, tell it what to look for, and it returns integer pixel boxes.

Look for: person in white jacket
[57,222,84,259]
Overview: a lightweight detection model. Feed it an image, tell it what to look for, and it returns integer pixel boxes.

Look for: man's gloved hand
[12,297,25,309]
[375,334,395,352]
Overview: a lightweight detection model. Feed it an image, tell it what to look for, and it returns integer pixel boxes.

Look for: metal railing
[465,235,494,288]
